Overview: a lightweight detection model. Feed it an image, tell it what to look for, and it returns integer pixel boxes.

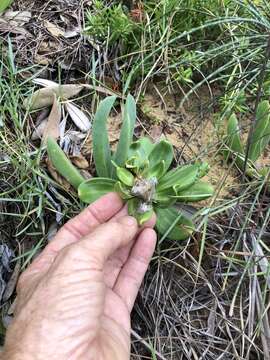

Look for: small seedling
[223,100,270,182]
[47,95,214,240]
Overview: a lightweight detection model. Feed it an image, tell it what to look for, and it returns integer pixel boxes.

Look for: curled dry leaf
[32,118,48,140]
[2,260,21,303]
[65,102,91,132]
[70,154,89,169]
[24,84,84,110]
[33,78,58,88]
[44,20,65,37]
[4,11,31,25]
[42,96,61,142]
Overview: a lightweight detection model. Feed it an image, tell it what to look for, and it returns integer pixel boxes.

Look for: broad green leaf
[128,137,154,160]
[78,178,116,204]
[198,162,210,178]
[47,137,85,189]
[0,0,13,13]
[93,96,116,178]
[116,167,135,187]
[249,100,270,161]
[224,113,245,169]
[174,181,214,202]
[157,164,199,192]
[113,94,136,170]
[125,156,147,174]
[155,207,195,241]
[145,160,165,179]
[153,187,176,208]
[148,140,173,174]
[114,181,132,199]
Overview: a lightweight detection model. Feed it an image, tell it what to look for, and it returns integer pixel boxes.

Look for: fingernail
[119,216,137,227]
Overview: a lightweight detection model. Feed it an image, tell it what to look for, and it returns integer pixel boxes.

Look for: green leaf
[128,137,154,160]
[47,137,85,189]
[137,209,154,226]
[116,167,135,187]
[78,178,116,204]
[174,180,214,202]
[113,94,136,171]
[197,162,210,178]
[153,187,177,208]
[145,160,165,179]
[157,164,199,192]
[127,198,153,225]
[148,140,173,174]
[114,181,132,200]
[155,207,195,241]
[127,197,138,217]
[0,0,13,12]
[224,113,245,169]
[93,96,117,178]
[249,100,270,161]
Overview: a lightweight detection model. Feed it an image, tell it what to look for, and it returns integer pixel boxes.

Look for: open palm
[3,193,156,360]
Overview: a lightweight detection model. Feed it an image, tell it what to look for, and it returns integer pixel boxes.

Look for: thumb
[76,216,139,267]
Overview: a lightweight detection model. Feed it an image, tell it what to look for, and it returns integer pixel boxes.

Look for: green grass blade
[47,137,85,189]
[93,95,117,178]
[113,94,136,171]
[249,100,270,161]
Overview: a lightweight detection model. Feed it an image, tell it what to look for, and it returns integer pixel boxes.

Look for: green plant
[0,0,13,12]
[85,1,136,45]
[47,95,214,240]
[223,100,270,180]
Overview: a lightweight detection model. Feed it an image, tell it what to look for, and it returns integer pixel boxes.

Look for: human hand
[2,193,157,360]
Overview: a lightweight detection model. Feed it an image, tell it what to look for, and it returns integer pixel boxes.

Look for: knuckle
[107,222,124,238]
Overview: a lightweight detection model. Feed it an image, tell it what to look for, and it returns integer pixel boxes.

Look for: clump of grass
[0,42,81,270]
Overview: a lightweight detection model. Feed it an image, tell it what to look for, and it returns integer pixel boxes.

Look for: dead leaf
[2,261,21,303]
[24,84,84,110]
[80,169,92,180]
[65,102,91,132]
[44,20,65,37]
[70,155,89,169]
[149,124,163,142]
[42,96,61,142]
[33,78,58,88]
[32,118,48,140]
[4,11,31,25]
[64,28,80,38]
[34,54,51,66]
[83,84,120,98]
[0,18,30,36]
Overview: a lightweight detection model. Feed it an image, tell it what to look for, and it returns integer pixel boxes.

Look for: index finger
[50,192,124,251]
[25,193,124,275]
